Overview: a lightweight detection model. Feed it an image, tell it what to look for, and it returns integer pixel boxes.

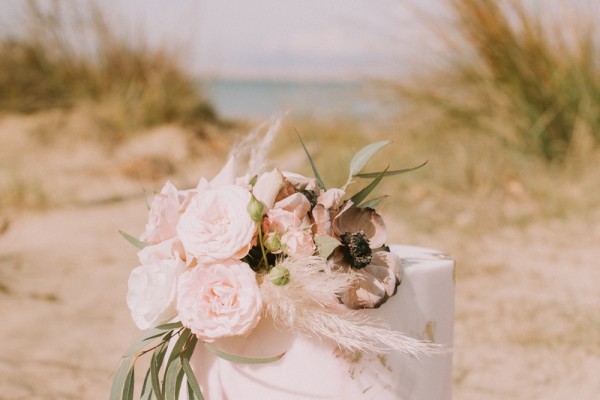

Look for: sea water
[200,78,390,122]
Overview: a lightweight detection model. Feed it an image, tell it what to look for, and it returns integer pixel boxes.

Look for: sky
[0,0,449,80]
[96,0,442,80]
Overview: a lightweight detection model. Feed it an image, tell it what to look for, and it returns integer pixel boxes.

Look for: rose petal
[254,169,284,210]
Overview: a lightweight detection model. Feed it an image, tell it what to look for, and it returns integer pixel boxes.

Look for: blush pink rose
[140,181,182,244]
[176,259,262,341]
[317,188,345,210]
[263,208,302,235]
[176,185,256,261]
[281,229,315,258]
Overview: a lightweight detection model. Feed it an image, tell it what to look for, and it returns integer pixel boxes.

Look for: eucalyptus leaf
[155,321,183,331]
[349,140,392,178]
[355,160,428,178]
[119,230,147,249]
[110,357,133,400]
[181,355,205,400]
[187,381,202,400]
[296,131,326,190]
[174,367,185,400]
[359,195,389,209]
[123,327,172,358]
[204,342,285,364]
[122,366,135,400]
[164,357,183,400]
[140,367,152,400]
[167,329,191,363]
[350,167,388,206]
[151,344,166,400]
[163,329,192,396]
[314,235,341,259]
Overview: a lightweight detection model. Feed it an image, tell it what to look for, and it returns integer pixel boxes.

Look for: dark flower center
[340,231,372,269]
[301,189,319,209]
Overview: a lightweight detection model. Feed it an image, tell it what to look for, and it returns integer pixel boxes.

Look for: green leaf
[155,321,183,331]
[359,195,389,209]
[162,329,192,396]
[110,357,134,400]
[176,336,202,400]
[203,342,285,364]
[123,326,174,358]
[140,367,153,400]
[119,230,147,249]
[174,368,185,400]
[313,235,341,259]
[167,329,192,364]
[349,140,392,178]
[122,366,135,400]
[355,160,428,178]
[151,344,166,400]
[350,167,389,206]
[181,355,205,400]
[296,130,326,190]
[164,357,183,400]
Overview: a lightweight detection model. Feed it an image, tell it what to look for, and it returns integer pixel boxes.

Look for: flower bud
[247,194,265,222]
[269,265,290,286]
[264,232,282,253]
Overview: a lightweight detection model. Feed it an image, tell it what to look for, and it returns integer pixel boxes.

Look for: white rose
[177,259,262,341]
[126,242,186,330]
[176,185,256,261]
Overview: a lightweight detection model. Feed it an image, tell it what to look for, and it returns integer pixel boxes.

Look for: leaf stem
[256,222,270,271]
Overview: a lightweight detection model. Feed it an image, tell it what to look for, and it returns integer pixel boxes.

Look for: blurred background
[0,0,598,399]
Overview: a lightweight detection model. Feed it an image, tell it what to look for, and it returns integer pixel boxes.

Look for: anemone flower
[329,204,402,309]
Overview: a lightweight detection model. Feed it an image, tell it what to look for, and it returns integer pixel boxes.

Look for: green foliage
[395,0,600,162]
[0,1,216,141]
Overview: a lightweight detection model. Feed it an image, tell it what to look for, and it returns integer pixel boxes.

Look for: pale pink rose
[253,169,284,210]
[201,156,236,189]
[282,172,318,190]
[140,181,182,244]
[317,188,346,210]
[274,192,311,217]
[312,204,332,236]
[126,240,186,330]
[177,185,256,261]
[264,208,302,234]
[177,259,262,341]
[281,229,315,258]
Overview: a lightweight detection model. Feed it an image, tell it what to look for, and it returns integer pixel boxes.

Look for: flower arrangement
[111,125,434,400]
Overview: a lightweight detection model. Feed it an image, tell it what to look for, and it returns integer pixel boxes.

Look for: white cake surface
[186,245,454,400]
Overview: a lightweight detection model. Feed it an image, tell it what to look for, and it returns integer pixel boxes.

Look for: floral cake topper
[111,120,435,400]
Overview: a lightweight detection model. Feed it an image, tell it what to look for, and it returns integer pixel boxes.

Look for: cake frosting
[184,245,454,400]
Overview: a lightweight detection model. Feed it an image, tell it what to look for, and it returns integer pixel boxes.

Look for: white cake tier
[186,245,454,400]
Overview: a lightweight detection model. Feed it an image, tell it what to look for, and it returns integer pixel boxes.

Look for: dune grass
[392,0,600,163]
[0,1,216,143]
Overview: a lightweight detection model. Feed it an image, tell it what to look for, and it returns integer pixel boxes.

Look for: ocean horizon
[199,78,395,122]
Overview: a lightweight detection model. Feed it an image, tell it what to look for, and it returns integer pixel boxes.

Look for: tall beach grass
[0,1,216,143]
[392,0,600,163]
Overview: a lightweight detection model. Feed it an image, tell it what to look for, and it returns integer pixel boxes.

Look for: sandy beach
[1,117,598,399]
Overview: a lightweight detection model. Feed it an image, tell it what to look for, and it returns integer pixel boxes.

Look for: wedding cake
[186,245,454,400]
[111,132,454,400]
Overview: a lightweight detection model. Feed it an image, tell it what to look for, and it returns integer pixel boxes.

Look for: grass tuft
[393,0,600,162]
[0,1,216,143]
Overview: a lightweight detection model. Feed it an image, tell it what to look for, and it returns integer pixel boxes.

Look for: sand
[0,117,599,399]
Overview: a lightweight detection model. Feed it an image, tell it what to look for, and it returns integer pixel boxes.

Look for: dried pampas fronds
[260,257,442,357]
[230,115,283,177]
